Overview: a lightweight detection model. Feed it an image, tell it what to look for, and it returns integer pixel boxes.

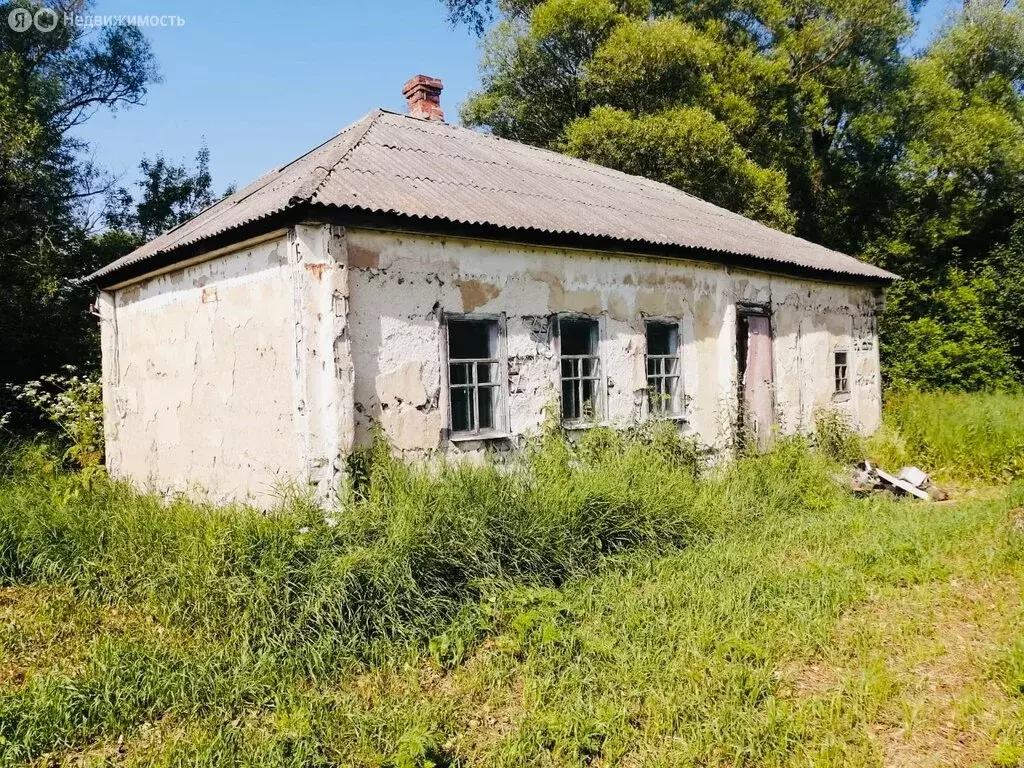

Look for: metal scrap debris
[846,460,947,501]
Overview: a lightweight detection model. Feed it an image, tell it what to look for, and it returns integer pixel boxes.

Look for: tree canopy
[0,0,157,389]
[105,144,231,244]
[452,0,1024,390]
[0,2,229,411]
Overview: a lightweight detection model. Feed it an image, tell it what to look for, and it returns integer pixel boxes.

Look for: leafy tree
[451,0,1024,390]
[561,105,795,228]
[0,1,156,391]
[105,144,230,242]
[458,0,916,242]
[880,270,1018,391]
[865,6,1024,389]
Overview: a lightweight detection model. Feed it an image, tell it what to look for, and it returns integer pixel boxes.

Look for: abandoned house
[87,75,899,506]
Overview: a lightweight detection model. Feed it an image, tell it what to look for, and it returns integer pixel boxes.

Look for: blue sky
[74,0,959,198]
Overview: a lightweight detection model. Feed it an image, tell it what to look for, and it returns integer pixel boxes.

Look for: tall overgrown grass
[0,423,838,666]
[2,392,1022,763]
[869,390,1024,484]
[0,422,847,762]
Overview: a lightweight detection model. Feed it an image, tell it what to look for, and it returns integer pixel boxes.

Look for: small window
[834,350,849,393]
[646,321,681,415]
[447,318,503,435]
[558,316,601,422]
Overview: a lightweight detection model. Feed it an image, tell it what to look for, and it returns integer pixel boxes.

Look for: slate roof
[88,109,897,284]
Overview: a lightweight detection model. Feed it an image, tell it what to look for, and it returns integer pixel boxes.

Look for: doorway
[736,304,775,450]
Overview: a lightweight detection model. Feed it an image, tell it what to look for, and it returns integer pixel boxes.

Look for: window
[646,321,681,415]
[834,350,849,393]
[447,318,503,436]
[558,316,601,422]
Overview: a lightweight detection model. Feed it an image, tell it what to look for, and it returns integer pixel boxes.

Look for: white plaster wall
[99,223,884,505]
[101,237,299,504]
[100,224,353,508]
[345,229,883,453]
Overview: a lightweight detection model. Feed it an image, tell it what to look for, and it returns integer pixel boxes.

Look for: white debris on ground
[845,460,949,501]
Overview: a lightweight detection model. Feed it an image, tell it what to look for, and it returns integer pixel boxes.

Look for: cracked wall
[101,237,300,504]
[100,225,354,506]
[99,223,883,505]
[346,229,883,453]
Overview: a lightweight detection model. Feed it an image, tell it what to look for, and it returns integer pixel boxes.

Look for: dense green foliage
[0,2,225,423]
[453,0,1024,389]
[1,393,1024,763]
[0,0,156,392]
[105,144,233,244]
[6,366,103,467]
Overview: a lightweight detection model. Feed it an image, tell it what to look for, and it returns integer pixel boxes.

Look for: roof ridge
[359,139,739,219]
[87,107,898,284]
[336,165,709,228]
[130,117,379,248]
[365,117,843,250]
[172,112,385,240]
[300,109,383,205]
[419,123,844,251]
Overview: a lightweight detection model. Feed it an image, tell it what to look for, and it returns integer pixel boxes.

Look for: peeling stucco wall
[346,229,883,453]
[100,225,354,506]
[100,222,883,505]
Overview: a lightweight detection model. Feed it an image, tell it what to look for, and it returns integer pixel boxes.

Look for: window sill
[831,391,851,403]
[448,431,513,444]
[561,420,608,431]
[648,413,688,423]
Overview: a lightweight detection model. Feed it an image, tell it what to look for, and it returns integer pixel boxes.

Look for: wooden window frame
[644,318,683,418]
[833,349,850,395]
[554,314,604,426]
[440,312,510,442]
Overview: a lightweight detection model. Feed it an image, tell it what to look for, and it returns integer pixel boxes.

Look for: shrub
[880,271,1021,391]
[7,366,103,468]
[813,407,863,464]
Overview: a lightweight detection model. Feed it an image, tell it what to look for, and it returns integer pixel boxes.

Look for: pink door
[741,314,774,450]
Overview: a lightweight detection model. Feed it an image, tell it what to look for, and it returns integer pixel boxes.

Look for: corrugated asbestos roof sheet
[89,109,898,283]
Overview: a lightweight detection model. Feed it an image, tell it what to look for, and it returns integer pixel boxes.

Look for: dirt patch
[1009,507,1024,536]
[0,585,60,689]
[0,585,165,692]
[36,718,173,766]
[871,579,1023,767]
[776,659,841,699]
[454,675,523,754]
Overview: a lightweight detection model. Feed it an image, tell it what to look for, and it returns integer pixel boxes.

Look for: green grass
[868,389,1024,485]
[0,394,1023,765]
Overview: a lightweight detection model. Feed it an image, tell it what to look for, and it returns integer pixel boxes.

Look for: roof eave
[317,205,900,287]
[86,203,898,290]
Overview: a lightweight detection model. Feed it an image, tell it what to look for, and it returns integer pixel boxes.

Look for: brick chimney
[402,75,444,121]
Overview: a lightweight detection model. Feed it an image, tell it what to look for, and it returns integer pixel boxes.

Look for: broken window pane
[834,351,849,393]
[646,321,681,415]
[559,317,600,421]
[447,318,502,435]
